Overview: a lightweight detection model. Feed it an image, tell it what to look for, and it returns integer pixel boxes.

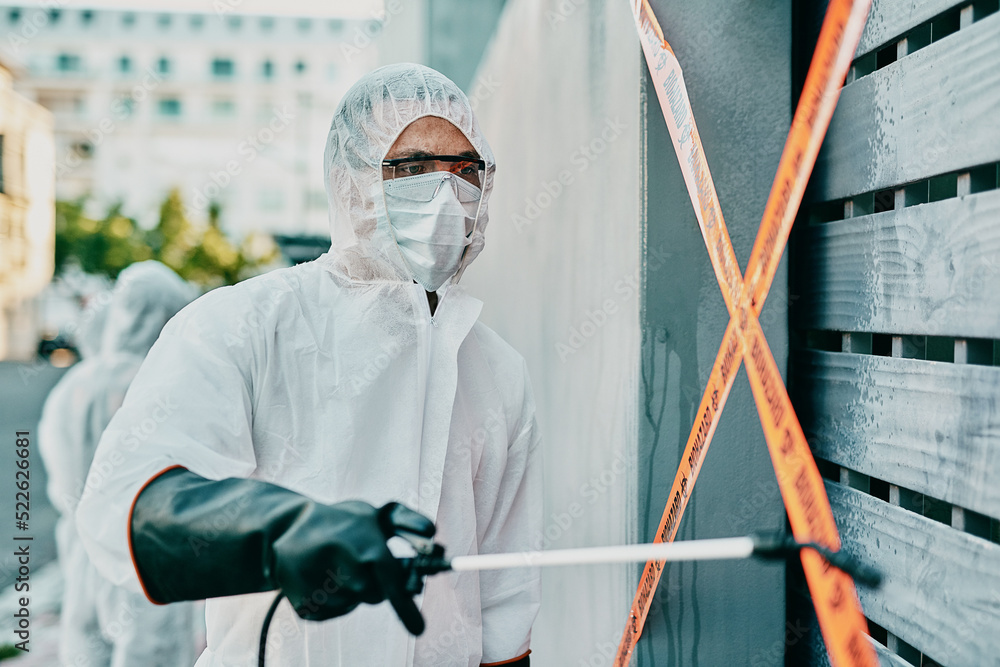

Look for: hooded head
[75,290,111,360]
[322,63,495,286]
[101,261,197,357]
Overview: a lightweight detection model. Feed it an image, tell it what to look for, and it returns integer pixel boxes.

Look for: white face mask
[383,171,482,293]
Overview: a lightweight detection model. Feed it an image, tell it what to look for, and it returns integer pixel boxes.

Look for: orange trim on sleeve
[127,464,186,605]
[481,650,530,666]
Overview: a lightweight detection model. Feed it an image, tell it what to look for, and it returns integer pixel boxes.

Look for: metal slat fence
[791,1,1000,664]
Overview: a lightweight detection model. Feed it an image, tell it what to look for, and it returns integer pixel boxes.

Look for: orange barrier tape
[616,1,874,666]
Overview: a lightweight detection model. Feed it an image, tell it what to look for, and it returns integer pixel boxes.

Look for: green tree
[54,189,279,288]
[54,199,152,279]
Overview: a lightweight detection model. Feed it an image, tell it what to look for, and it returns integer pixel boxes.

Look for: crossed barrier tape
[615,1,876,666]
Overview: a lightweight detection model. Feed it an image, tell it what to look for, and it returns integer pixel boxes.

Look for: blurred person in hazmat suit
[39,261,197,667]
[76,63,541,666]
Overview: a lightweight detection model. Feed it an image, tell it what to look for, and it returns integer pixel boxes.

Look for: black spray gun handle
[391,528,451,595]
[375,502,452,595]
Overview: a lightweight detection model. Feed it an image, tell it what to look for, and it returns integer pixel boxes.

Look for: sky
[44,0,384,19]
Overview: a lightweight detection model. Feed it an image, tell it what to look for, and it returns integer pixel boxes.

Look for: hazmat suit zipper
[427,285,447,327]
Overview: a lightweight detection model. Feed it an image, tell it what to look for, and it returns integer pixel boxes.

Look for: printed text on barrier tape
[615,1,874,666]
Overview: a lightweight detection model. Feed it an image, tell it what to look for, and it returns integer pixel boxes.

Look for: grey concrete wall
[635,1,791,665]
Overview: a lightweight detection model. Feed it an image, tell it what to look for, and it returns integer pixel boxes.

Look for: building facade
[0,57,55,361]
[0,6,379,236]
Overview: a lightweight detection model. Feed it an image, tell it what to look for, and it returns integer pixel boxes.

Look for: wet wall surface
[463,0,643,661]
[636,1,791,664]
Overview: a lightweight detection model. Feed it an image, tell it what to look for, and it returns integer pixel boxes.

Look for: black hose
[258,592,284,667]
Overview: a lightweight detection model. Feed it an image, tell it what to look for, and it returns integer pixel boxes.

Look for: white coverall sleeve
[478,362,543,664]
[76,295,258,595]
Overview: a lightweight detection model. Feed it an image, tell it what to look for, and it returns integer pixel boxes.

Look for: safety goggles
[382,155,486,188]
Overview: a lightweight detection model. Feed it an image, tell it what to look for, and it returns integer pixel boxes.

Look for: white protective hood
[321,62,494,286]
[42,261,195,517]
[77,64,540,667]
[73,290,110,360]
[99,261,196,358]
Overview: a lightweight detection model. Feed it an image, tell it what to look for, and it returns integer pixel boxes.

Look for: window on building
[118,55,131,73]
[211,58,235,78]
[122,13,136,27]
[8,9,20,23]
[227,16,242,30]
[297,18,311,32]
[212,99,236,117]
[328,19,344,33]
[157,57,171,75]
[80,10,93,24]
[294,60,306,75]
[48,9,60,23]
[57,53,82,72]
[157,98,182,117]
[114,96,135,119]
[190,14,204,29]
[261,60,274,79]
[259,16,275,31]
[157,14,171,28]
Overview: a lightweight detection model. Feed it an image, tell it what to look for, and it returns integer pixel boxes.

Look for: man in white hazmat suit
[39,261,197,667]
[76,63,541,666]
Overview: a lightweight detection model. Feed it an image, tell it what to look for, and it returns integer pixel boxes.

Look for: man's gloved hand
[273,500,433,633]
[129,468,435,634]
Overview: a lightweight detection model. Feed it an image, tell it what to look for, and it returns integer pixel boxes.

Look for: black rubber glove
[130,467,435,634]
